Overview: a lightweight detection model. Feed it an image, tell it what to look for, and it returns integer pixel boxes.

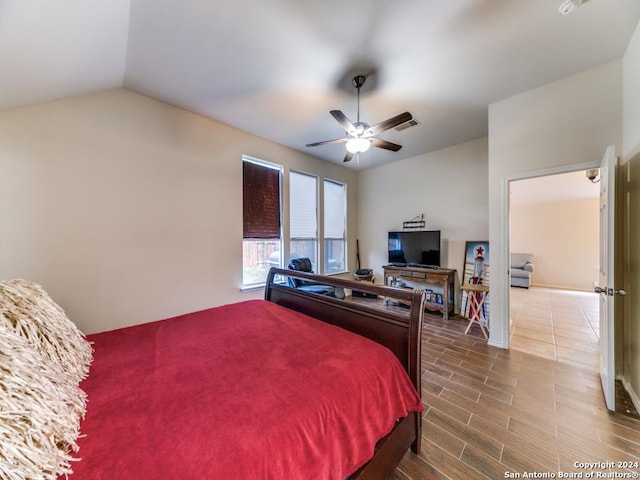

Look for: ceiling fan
[558,0,591,15]
[306,75,413,163]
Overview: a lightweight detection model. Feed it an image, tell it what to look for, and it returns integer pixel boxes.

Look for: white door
[597,145,616,411]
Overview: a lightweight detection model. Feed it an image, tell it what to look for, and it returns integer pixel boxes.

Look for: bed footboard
[264,268,425,477]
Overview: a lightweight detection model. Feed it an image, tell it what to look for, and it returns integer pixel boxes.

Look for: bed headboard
[264,268,425,396]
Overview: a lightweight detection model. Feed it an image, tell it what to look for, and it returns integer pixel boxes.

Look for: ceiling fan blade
[364,112,413,137]
[371,138,402,152]
[343,151,354,163]
[305,138,347,148]
[330,110,355,132]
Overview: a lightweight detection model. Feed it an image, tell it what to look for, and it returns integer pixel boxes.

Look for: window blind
[290,171,317,238]
[243,160,281,239]
[324,180,346,239]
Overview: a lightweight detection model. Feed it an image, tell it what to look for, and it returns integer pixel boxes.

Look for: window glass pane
[290,239,318,270]
[323,179,346,273]
[242,239,281,287]
[324,239,345,273]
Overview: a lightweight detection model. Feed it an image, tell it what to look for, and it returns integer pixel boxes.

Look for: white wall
[357,137,488,308]
[511,197,599,291]
[0,89,358,334]
[488,60,623,348]
[622,19,640,402]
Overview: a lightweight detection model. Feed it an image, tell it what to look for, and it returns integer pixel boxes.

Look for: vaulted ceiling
[2,0,639,169]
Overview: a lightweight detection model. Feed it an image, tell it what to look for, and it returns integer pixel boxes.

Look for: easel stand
[461,283,489,339]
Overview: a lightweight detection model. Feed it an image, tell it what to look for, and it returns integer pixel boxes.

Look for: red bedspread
[70,300,423,479]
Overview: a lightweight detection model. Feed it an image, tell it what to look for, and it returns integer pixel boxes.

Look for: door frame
[498,160,602,349]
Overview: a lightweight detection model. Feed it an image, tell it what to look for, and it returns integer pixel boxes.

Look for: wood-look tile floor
[391,312,640,480]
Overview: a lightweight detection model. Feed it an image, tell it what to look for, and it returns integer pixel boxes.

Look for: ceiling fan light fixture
[346,137,371,154]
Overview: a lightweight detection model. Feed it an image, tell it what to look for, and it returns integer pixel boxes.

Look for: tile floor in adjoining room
[509,286,600,371]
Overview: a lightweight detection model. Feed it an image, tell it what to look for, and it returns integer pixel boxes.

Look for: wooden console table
[382,265,455,320]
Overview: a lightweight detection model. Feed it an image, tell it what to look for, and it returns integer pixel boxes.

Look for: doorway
[508,169,600,370]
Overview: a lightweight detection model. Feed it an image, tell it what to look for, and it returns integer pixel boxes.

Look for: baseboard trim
[620,376,640,414]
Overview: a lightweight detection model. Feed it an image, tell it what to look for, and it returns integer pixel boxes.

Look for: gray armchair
[510,253,534,288]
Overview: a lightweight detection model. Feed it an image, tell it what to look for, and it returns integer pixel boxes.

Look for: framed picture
[461,241,490,327]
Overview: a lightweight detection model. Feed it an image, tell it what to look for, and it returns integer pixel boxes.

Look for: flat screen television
[388,230,441,267]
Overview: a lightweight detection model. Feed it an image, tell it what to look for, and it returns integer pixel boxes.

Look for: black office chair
[287,257,344,298]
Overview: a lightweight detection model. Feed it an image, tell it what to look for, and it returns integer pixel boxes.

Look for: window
[289,171,318,270]
[242,156,282,287]
[323,179,346,273]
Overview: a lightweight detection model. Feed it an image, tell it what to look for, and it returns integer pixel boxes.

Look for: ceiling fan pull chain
[356,78,361,123]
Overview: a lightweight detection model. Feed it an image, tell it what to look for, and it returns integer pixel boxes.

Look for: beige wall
[357,137,488,309]
[510,198,599,291]
[0,89,358,334]
[488,60,623,348]
[622,19,640,402]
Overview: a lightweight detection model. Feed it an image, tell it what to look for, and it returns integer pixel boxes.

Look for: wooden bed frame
[264,268,425,480]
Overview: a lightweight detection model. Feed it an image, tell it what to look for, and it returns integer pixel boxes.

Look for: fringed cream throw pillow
[0,280,93,479]
[0,323,86,479]
[0,280,92,382]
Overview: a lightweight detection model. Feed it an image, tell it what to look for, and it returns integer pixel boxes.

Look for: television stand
[383,265,455,320]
